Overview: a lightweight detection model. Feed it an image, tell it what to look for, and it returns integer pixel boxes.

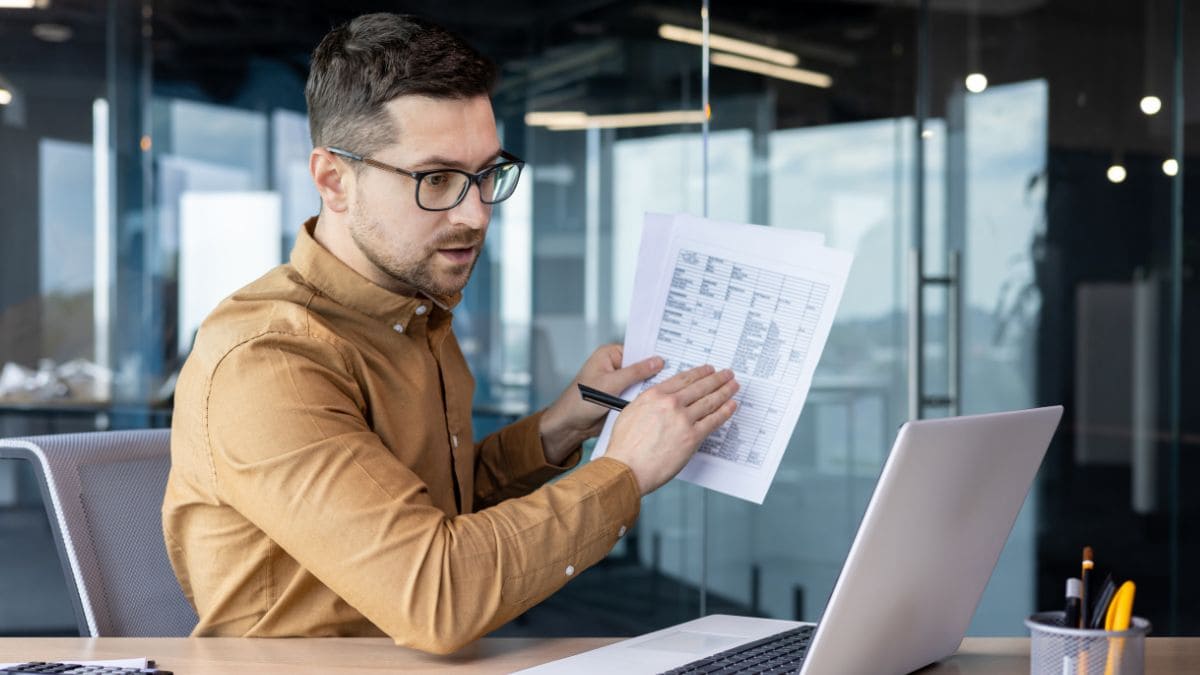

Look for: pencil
[1080,546,1093,629]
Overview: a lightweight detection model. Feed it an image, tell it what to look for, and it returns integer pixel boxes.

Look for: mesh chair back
[0,429,198,636]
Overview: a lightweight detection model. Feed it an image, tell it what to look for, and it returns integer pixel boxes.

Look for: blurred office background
[1,0,1198,638]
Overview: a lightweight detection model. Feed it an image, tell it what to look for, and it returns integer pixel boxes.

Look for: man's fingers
[687,376,739,420]
[602,355,664,392]
[655,364,716,395]
[695,399,738,437]
[606,344,624,368]
[676,368,735,407]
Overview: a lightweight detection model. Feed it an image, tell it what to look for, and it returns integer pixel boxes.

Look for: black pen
[1089,574,1117,629]
[1063,577,1081,628]
[577,383,630,411]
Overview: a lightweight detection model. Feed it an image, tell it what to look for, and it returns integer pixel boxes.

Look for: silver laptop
[518,406,1063,675]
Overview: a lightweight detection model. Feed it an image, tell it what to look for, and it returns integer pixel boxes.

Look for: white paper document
[592,213,852,503]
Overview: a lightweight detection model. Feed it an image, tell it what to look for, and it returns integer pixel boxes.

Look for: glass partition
[0,0,1196,639]
[923,0,1193,633]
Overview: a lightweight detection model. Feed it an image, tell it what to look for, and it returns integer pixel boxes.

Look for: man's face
[348,95,500,298]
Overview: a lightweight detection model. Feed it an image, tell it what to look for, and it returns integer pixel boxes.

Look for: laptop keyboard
[658,624,815,675]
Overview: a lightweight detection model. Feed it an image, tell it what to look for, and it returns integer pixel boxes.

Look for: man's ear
[310,147,352,213]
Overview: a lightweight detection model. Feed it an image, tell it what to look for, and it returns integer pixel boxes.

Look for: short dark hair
[305,13,497,158]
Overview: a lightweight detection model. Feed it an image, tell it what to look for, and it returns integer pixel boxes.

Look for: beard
[350,210,483,299]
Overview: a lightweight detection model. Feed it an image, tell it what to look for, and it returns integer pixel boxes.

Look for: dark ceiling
[1,1,904,115]
[1,0,1197,154]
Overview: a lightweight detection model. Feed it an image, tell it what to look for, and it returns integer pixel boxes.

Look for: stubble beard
[350,210,481,299]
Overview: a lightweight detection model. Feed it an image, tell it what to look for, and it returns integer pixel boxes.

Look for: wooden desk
[1,637,1197,673]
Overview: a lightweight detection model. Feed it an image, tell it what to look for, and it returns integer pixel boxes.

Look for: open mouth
[437,246,476,264]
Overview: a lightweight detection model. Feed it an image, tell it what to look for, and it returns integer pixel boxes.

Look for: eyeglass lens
[417,163,521,210]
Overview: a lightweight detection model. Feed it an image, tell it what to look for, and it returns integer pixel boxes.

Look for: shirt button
[451,435,459,448]
[415,305,428,316]
[392,323,404,334]
[618,526,627,537]
[565,565,575,576]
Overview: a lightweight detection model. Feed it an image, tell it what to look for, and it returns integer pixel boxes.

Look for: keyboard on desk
[0,664,171,675]
[659,624,815,675]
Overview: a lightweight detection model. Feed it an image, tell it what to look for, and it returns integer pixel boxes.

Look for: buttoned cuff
[498,455,642,615]
[572,456,642,527]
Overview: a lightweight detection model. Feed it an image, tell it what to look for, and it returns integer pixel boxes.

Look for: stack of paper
[592,212,852,503]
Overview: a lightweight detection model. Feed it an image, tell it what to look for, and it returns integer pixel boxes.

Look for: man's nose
[449,182,491,230]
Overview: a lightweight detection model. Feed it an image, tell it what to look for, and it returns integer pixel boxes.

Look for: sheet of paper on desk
[591,212,851,504]
[0,658,148,669]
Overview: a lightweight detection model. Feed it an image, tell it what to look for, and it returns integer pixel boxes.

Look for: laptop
[518,406,1063,675]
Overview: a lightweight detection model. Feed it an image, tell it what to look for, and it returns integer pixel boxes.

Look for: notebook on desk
[518,406,1063,675]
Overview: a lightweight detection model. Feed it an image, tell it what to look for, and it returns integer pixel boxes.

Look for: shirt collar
[290,217,461,324]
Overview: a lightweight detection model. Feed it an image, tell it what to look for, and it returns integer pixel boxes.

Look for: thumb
[599,355,664,394]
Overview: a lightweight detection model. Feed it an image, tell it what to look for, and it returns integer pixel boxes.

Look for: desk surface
[1,637,1198,674]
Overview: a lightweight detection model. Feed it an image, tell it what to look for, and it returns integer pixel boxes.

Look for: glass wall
[1,0,1196,638]
[922,0,1194,633]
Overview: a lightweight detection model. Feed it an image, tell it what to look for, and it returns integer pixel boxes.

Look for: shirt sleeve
[205,332,640,654]
[472,410,583,510]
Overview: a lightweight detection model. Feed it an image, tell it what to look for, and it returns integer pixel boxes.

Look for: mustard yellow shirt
[162,218,640,653]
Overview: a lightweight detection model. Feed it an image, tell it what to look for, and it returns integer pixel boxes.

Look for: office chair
[0,429,198,637]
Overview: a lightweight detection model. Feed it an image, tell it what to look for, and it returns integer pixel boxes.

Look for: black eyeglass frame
[326,146,525,212]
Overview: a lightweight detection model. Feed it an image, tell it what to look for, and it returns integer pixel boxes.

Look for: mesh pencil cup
[1026,611,1151,675]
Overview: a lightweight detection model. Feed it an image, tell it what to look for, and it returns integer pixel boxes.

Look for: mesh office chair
[0,429,198,637]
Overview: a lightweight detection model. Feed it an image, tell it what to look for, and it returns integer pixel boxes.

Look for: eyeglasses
[327,146,525,212]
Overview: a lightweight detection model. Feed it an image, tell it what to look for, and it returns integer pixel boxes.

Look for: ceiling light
[32,22,71,42]
[710,53,832,89]
[0,88,12,105]
[526,110,706,131]
[965,72,988,93]
[659,24,798,67]
[1106,164,1127,184]
[0,0,47,8]
[1162,158,1179,176]
[562,110,706,129]
[1140,96,1162,115]
[524,111,587,127]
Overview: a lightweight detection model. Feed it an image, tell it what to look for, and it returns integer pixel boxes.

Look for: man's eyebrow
[409,150,504,171]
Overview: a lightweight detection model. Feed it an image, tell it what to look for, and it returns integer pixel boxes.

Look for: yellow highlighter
[1103,581,1136,675]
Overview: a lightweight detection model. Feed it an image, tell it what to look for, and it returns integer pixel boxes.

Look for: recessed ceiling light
[0,88,12,106]
[1106,164,1127,184]
[32,22,72,42]
[0,0,49,9]
[965,73,988,93]
[1140,96,1162,115]
[1162,158,1179,176]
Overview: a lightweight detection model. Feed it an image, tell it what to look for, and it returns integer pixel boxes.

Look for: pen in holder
[1025,611,1151,675]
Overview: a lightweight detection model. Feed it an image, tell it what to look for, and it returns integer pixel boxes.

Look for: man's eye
[426,173,450,188]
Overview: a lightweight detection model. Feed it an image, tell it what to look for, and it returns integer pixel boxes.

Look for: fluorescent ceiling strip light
[524,111,588,126]
[711,52,833,89]
[534,110,707,131]
[659,24,798,67]
[0,0,41,8]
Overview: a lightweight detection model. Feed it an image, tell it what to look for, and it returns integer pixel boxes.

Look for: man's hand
[538,344,664,465]
[605,365,739,495]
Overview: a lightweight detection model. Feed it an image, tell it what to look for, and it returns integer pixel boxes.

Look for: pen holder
[1026,611,1151,675]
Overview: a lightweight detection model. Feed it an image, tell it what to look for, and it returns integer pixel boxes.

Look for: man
[162,13,738,655]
